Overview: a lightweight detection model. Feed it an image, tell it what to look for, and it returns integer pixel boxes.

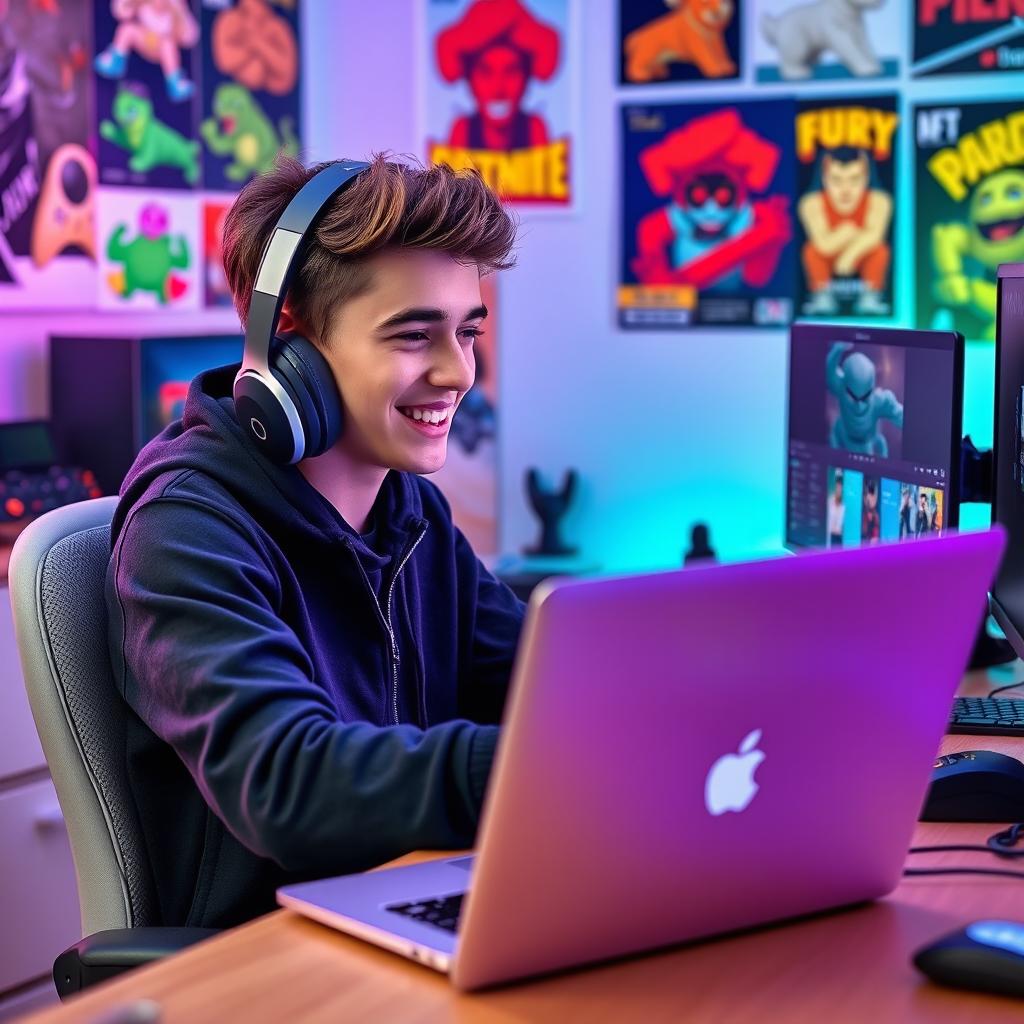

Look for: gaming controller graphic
[31,143,96,267]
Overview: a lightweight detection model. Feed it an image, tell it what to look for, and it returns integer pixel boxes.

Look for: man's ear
[276,300,311,339]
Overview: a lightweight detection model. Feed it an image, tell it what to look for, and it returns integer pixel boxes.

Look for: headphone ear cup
[269,336,321,456]
[272,334,343,458]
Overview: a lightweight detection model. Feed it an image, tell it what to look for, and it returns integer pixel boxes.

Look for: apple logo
[704,729,765,816]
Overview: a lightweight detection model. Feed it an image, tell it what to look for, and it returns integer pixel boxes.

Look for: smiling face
[970,169,1024,266]
[317,248,482,475]
[467,43,529,124]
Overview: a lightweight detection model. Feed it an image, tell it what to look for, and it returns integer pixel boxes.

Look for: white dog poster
[752,0,900,82]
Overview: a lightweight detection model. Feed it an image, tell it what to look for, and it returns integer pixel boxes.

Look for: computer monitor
[990,264,1024,656]
[785,322,963,550]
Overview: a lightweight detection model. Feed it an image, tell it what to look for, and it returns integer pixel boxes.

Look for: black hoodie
[105,365,524,928]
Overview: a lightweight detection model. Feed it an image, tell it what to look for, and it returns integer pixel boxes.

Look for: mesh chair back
[9,498,157,935]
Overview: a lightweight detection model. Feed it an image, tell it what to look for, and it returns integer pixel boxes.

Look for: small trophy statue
[524,467,578,557]
[683,522,717,566]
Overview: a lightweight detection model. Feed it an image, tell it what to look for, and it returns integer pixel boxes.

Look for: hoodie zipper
[345,524,427,725]
[385,527,427,724]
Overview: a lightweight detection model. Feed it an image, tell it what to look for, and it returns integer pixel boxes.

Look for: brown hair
[222,153,517,344]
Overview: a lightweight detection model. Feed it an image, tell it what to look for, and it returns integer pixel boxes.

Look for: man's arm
[875,388,904,430]
[798,192,858,256]
[836,191,892,272]
[453,528,526,724]
[108,498,498,876]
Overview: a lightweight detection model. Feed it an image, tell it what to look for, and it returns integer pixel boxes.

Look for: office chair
[8,498,214,998]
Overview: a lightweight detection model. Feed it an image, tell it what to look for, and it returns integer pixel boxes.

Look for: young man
[105,155,524,929]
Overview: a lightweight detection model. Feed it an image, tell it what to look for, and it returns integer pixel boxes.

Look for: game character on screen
[828,469,845,547]
[915,490,931,537]
[827,340,903,457]
[898,485,912,540]
[862,478,880,543]
[799,147,891,316]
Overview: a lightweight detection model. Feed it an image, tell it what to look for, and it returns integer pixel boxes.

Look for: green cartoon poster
[914,100,1024,341]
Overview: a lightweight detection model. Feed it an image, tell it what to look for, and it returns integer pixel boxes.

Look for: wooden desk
[21,670,1024,1024]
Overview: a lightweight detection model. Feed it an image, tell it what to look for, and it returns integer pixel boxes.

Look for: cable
[986,681,1024,698]
[904,824,1024,879]
[904,867,1024,880]
[908,844,1024,858]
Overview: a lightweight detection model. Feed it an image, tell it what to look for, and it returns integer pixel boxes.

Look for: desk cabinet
[0,586,79,1017]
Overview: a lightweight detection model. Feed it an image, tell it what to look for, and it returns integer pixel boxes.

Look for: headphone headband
[242,160,370,374]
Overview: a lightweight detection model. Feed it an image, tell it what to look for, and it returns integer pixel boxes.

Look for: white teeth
[401,406,450,425]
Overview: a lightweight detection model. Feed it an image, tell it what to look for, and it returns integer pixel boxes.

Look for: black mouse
[914,920,1024,998]
[919,750,1024,822]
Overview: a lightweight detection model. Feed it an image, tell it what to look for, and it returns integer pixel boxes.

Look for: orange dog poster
[422,0,577,209]
[620,0,741,85]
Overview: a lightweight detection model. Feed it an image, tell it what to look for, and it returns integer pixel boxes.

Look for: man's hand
[834,249,858,277]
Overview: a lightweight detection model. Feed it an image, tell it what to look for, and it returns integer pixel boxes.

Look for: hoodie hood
[112,364,425,566]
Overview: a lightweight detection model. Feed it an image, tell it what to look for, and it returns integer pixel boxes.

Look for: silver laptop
[278,529,1004,990]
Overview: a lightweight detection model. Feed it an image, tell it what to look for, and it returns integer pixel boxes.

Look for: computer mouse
[913,920,1024,998]
[919,750,1024,822]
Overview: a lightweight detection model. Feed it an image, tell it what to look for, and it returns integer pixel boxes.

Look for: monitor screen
[0,421,57,470]
[990,265,1024,656]
[139,334,243,442]
[786,322,963,550]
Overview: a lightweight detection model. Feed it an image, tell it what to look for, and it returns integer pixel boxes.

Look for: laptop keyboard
[386,892,465,934]
[950,696,1024,735]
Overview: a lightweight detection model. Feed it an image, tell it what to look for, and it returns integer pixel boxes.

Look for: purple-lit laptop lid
[279,530,1004,991]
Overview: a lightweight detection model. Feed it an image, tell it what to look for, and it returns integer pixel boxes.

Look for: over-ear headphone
[233,160,370,464]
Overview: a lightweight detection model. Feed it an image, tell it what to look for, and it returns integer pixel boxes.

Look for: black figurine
[524,467,578,557]
[683,522,717,566]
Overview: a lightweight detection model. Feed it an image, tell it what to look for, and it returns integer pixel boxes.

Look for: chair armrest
[54,927,219,997]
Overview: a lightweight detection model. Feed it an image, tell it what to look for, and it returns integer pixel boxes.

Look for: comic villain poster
[914,100,1024,340]
[0,0,95,307]
[753,0,899,82]
[422,0,576,208]
[913,0,1024,77]
[618,0,740,85]
[93,0,202,191]
[199,0,302,191]
[795,96,898,318]
[619,100,795,329]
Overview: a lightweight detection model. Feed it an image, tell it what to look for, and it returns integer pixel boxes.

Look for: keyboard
[386,892,465,934]
[949,696,1024,735]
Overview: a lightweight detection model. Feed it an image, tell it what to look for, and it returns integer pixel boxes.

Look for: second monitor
[786,322,964,551]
